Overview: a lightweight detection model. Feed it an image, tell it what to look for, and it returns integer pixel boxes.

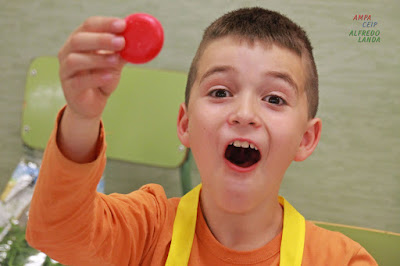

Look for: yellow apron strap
[166,184,305,266]
[165,184,202,266]
[278,196,305,266]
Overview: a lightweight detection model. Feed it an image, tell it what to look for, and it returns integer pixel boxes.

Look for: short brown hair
[185,7,319,118]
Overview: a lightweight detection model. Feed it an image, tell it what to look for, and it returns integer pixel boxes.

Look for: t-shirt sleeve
[348,246,378,266]
[26,108,169,266]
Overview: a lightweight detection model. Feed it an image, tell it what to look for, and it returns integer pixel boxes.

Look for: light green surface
[22,56,187,168]
[315,222,400,266]
[22,58,65,151]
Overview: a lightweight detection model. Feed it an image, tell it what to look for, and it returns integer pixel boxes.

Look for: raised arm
[26,17,131,264]
[57,16,126,163]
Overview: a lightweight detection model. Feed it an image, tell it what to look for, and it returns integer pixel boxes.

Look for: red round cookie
[120,13,164,64]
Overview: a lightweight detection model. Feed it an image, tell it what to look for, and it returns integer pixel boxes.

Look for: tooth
[254,146,258,151]
[250,143,255,149]
[233,140,241,147]
[241,141,249,148]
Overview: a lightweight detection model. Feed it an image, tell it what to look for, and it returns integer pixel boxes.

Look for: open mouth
[224,140,261,168]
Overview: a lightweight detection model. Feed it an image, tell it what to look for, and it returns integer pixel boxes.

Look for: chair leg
[179,149,193,195]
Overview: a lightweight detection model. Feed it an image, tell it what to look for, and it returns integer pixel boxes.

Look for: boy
[26,7,377,265]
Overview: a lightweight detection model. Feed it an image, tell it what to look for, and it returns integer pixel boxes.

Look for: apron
[165,184,305,266]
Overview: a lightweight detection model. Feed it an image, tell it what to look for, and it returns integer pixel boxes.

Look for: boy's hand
[56,17,126,163]
[58,16,126,120]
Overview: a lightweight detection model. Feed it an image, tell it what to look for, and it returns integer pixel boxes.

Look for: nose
[228,94,261,127]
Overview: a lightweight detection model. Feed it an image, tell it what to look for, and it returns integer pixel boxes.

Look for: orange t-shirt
[26,114,377,266]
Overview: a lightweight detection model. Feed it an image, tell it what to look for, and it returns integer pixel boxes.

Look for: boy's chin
[211,182,266,214]
[218,197,261,215]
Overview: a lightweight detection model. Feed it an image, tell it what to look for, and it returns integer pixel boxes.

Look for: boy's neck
[200,193,283,251]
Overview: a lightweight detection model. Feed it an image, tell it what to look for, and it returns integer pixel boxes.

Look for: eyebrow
[199,65,235,85]
[265,71,299,94]
[199,66,299,94]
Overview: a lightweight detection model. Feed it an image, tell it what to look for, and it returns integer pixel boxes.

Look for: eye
[263,95,286,105]
[209,88,232,98]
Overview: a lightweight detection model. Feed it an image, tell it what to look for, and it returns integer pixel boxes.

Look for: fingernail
[107,55,118,64]
[113,20,126,31]
[112,37,125,48]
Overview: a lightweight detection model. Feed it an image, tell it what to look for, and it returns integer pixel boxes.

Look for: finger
[65,32,125,54]
[77,16,126,34]
[63,68,121,97]
[60,52,124,80]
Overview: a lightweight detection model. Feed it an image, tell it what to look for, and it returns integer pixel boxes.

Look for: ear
[294,118,322,162]
[177,102,190,148]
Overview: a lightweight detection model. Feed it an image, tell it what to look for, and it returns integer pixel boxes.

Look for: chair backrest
[22,56,188,168]
[314,221,400,265]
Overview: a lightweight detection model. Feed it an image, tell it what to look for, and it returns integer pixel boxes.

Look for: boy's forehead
[194,36,307,93]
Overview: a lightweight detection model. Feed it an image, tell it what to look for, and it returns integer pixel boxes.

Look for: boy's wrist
[57,106,102,163]
[63,105,102,124]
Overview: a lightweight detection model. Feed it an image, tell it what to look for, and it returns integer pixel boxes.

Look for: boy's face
[177,36,321,213]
